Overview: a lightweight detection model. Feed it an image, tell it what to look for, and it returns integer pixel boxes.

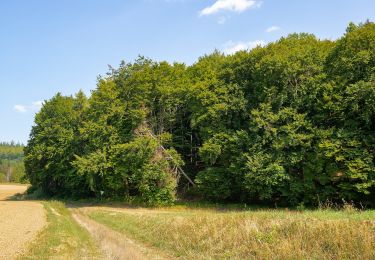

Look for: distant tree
[0,143,25,183]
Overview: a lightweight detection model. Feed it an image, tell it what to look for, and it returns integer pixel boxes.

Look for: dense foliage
[25,22,375,206]
[0,142,26,183]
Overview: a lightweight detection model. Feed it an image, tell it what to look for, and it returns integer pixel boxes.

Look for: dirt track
[72,207,172,260]
[0,185,46,260]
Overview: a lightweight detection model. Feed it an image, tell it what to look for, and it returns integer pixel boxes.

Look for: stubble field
[0,185,46,260]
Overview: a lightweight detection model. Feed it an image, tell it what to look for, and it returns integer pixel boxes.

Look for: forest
[0,142,25,183]
[24,22,374,206]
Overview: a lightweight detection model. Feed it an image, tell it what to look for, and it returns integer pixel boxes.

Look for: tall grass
[89,208,375,259]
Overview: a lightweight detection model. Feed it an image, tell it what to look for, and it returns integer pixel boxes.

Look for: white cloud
[223,40,265,55]
[200,0,259,16]
[14,101,43,113]
[32,101,43,109]
[14,105,27,113]
[266,26,281,33]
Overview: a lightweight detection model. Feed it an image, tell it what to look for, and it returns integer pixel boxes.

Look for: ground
[82,204,375,259]
[1,184,374,259]
[0,184,168,260]
[0,185,46,260]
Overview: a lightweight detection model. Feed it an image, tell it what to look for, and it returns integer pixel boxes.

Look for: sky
[0,0,374,144]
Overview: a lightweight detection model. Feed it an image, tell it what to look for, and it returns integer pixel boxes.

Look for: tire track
[71,208,169,260]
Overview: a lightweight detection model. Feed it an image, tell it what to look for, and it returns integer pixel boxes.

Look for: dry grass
[88,207,375,259]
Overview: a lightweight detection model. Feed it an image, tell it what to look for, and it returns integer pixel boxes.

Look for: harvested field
[0,185,46,260]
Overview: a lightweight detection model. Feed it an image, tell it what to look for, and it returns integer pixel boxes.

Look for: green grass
[20,201,101,260]
[88,207,375,259]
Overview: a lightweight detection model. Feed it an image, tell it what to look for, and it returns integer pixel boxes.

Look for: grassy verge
[20,201,101,259]
[88,207,375,259]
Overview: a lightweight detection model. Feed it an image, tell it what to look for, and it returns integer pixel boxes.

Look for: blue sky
[0,0,374,144]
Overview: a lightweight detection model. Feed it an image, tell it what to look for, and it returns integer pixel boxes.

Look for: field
[1,184,374,259]
[1,1,374,259]
[84,205,375,259]
[0,185,45,259]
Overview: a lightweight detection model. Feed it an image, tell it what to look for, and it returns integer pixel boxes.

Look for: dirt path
[0,185,46,260]
[71,207,171,260]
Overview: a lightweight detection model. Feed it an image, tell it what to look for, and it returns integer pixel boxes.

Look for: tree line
[0,142,25,183]
[25,22,374,206]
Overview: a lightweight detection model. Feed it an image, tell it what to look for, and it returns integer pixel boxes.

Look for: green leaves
[25,92,89,197]
[195,167,232,201]
[25,22,375,206]
[326,22,375,84]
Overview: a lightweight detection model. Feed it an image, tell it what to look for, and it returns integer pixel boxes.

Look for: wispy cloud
[14,105,27,113]
[31,101,43,109]
[266,26,281,33]
[200,0,260,16]
[14,101,43,113]
[223,40,265,55]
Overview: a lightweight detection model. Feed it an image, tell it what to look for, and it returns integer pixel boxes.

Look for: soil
[0,185,46,260]
[71,207,173,260]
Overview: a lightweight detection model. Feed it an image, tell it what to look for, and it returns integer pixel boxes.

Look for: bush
[195,168,232,201]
